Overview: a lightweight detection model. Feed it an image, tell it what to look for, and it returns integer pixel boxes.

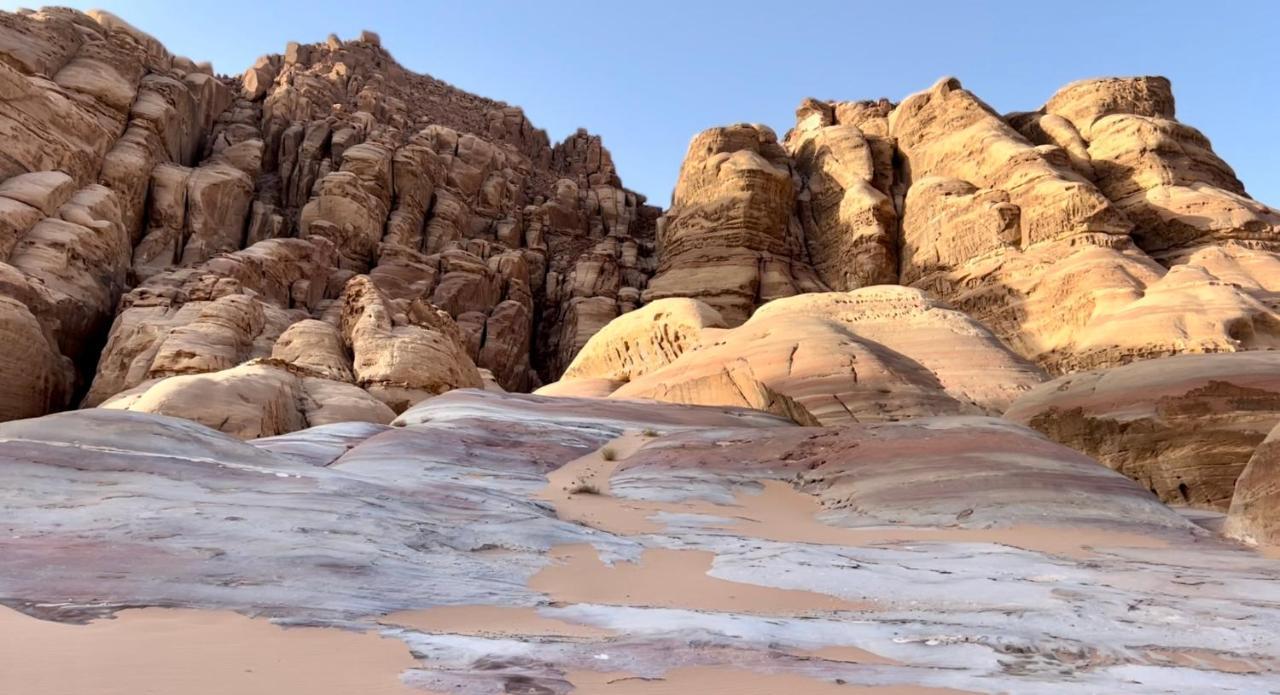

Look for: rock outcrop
[889,77,1280,373]
[1226,421,1280,546]
[1006,352,1280,510]
[644,125,825,324]
[547,286,1046,425]
[0,8,658,434]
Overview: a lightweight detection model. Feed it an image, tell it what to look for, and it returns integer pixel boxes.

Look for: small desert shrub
[566,479,601,495]
[600,446,618,461]
[641,428,659,437]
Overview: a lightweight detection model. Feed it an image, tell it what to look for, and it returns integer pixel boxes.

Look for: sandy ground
[564,668,977,694]
[543,432,1171,559]
[530,543,874,613]
[0,606,423,695]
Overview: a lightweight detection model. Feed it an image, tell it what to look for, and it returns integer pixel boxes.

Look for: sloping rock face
[891,78,1280,374]
[1227,421,1280,546]
[546,286,1046,425]
[3,391,1279,692]
[1006,353,1280,510]
[0,8,657,431]
[1030,76,1280,260]
[637,76,1280,381]
[644,125,826,324]
[0,9,229,421]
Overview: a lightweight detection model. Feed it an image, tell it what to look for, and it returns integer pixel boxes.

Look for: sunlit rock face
[0,8,658,432]
[547,287,1047,426]
[644,124,826,325]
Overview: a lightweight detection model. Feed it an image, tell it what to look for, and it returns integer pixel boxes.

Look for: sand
[530,543,873,613]
[542,434,1171,560]
[565,667,976,694]
[0,606,424,695]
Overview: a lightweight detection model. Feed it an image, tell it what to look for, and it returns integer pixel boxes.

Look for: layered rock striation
[0,8,657,432]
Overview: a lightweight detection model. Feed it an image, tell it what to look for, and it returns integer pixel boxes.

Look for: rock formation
[546,286,1046,425]
[1227,421,1280,546]
[1006,353,1280,510]
[0,7,657,434]
[5,7,1280,691]
[644,125,826,324]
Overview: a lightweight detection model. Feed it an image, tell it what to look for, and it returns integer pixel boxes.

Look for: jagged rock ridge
[0,7,658,432]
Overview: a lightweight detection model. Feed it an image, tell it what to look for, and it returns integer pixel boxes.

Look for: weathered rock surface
[1226,421,1280,547]
[550,286,1045,425]
[1006,352,1280,510]
[786,97,899,291]
[100,359,395,438]
[1031,76,1280,260]
[0,8,658,429]
[557,298,727,383]
[644,125,825,324]
[2,391,1279,692]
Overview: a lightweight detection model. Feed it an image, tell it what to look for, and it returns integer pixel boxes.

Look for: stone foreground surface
[1,390,1279,693]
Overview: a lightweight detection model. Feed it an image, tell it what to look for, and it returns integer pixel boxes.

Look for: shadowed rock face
[1007,352,1280,511]
[2,391,1279,692]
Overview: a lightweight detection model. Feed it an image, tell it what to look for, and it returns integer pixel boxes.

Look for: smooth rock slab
[0,391,1277,693]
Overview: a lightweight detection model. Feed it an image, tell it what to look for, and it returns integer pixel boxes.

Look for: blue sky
[10,1,1279,206]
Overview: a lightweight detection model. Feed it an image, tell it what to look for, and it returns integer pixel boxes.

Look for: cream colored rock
[751,286,1047,412]
[607,287,1043,425]
[1038,77,1280,258]
[644,125,824,324]
[560,298,727,383]
[270,318,353,381]
[786,101,898,290]
[533,376,624,399]
[339,276,482,412]
[83,238,332,406]
[100,361,305,439]
[178,163,254,265]
[1226,422,1280,547]
[299,375,395,427]
[101,360,393,439]
[892,77,1280,373]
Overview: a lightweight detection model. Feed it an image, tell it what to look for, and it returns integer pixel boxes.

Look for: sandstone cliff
[0,7,658,429]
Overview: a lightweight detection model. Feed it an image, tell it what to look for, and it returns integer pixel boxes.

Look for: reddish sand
[0,606,424,695]
[794,645,903,666]
[566,667,977,694]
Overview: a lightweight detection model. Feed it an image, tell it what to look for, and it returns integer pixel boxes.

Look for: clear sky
[9,1,1279,207]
